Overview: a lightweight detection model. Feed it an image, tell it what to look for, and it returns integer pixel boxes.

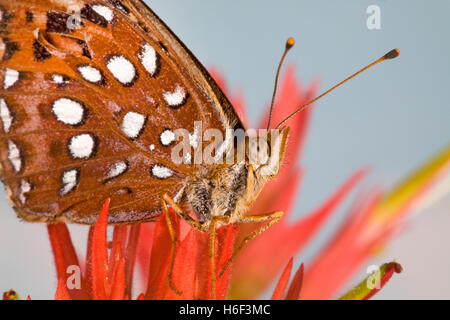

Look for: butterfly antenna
[266,37,296,130]
[275,48,400,129]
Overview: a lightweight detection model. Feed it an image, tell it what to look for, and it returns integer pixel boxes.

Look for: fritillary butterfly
[0,0,399,297]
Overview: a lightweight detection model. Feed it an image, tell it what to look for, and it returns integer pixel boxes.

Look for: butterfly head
[246,126,290,181]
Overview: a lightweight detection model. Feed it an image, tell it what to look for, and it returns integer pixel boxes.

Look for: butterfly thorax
[181,162,257,226]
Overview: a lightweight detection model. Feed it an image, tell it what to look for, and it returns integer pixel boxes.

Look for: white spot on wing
[116,188,130,195]
[92,4,114,22]
[4,68,19,89]
[149,144,155,151]
[0,98,13,133]
[163,85,187,107]
[189,123,201,149]
[19,179,32,204]
[106,161,128,180]
[78,65,103,83]
[121,112,146,139]
[139,43,158,76]
[106,55,136,85]
[52,98,85,126]
[52,74,65,84]
[151,164,173,179]
[7,140,21,172]
[160,129,175,146]
[68,134,95,159]
[60,168,79,195]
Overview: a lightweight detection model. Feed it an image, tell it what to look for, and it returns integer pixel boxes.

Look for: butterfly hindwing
[0,0,241,224]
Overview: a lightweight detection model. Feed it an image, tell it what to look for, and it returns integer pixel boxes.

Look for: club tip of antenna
[383,48,400,60]
[286,37,295,50]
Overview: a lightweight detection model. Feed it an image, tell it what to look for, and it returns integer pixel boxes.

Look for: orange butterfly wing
[0,0,242,224]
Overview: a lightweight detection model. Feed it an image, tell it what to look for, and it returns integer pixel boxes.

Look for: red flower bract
[49,199,239,300]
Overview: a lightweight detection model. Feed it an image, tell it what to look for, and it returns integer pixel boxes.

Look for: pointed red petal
[162,230,198,300]
[271,258,293,300]
[136,222,155,289]
[109,242,126,300]
[285,264,304,300]
[90,198,110,300]
[125,224,141,296]
[215,224,239,300]
[84,227,94,298]
[304,146,450,299]
[193,229,211,300]
[47,223,87,299]
[109,226,128,280]
[301,192,382,300]
[230,168,367,299]
[55,278,71,300]
[136,293,145,300]
[144,209,179,299]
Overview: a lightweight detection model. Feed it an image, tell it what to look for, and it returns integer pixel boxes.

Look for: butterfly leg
[163,194,204,231]
[208,215,231,300]
[218,210,284,278]
[160,197,183,295]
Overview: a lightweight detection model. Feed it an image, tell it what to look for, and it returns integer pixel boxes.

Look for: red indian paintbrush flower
[4,67,450,300]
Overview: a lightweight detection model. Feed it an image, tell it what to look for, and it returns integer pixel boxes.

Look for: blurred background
[1,0,449,299]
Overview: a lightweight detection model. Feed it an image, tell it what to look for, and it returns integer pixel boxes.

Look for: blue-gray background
[0,0,449,299]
